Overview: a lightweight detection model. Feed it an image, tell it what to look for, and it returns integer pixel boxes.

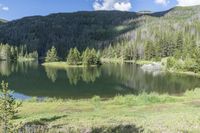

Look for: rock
[141,62,162,73]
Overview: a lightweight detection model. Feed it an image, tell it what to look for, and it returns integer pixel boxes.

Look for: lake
[0,61,199,99]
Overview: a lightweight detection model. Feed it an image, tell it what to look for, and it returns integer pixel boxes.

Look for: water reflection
[0,61,38,76]
[101,63,200,94]
[44,66,101,85]
[0,62,199,99]
[80,67,101,83]
[43,63,200,95]
[0,61,12,76]
[44,67,58,82]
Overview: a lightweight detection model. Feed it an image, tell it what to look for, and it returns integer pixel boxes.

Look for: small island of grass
[42,62,98,69]
[43,46,101,68]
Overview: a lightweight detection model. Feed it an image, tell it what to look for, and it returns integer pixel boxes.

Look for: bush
[173,59,184,70]
[183,58,198,72]
[166,57,176,69]
[91,96,101,110]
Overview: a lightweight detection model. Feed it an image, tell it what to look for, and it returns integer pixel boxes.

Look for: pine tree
[0,81,22,133]
[67,48,74,64]
[193,47,200,72]
[0,44,11,60]
[174,32,184,58]
[90,48,97,64]
[67,48,81,65]
[145,41,151,60]
[176,32,183,52]
[45,46,59,62]
[82,48,100,66]
[82,48,91,66]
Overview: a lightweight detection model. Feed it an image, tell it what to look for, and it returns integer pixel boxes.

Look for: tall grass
[110,93,177,106]
[24,88,200,106]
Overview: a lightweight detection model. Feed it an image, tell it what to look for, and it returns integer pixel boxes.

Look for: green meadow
[11,88,200,132]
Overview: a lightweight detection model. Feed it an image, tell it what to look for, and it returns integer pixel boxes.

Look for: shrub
[0,81,22,132]
[183,58,197,72]
[166,57,176,69]
[91,96,101,110]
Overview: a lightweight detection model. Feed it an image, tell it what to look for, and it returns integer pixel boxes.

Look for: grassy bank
[134,60,154,65]
[101,58,124,63]
[163,57,200,77]
[17,57,37,62]
[167,70,200,78]
[101,58,154,65]
[12,88,200,132]
[42,62,97,69]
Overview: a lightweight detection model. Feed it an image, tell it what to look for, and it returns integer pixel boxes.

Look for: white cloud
[0,4,9,11]
[155,0,169,5]
[177,0,200,6]
[114,2,132,11]
[93,0,132,11]
[2,6,9,11]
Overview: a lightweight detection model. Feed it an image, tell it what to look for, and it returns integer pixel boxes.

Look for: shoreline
[13,88,200,132]
[101,58,154,65]
[167,69,200,78]
[101,58,200,77]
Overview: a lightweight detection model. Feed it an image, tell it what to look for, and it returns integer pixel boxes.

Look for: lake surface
[0,61,200,99]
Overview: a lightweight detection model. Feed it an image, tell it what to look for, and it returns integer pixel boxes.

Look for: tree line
[0,43,38,61]
[101,17,200,73]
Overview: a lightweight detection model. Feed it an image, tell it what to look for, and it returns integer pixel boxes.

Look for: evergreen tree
[82,48,91,66]
[0,44,11,60]
[82,48,100,66]
[67,48,81,65]
[193,47,200,72]
[145,41,152,60]
[176,32,183,52]
[0,81,22,133]
[45,46,59,62]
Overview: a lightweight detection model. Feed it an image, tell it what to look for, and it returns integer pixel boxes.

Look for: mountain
[0,11,142,57]
[0,6,200,58]
[0,18,7,24]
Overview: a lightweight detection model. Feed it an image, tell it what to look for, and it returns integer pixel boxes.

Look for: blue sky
[0,0,200,20]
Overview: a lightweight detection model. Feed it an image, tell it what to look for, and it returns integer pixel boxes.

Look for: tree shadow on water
[91,124,144,133]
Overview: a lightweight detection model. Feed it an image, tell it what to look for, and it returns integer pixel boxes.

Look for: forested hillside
[0,6,200,59]
[0,11,141,57]
[102,6,200,73]
[102,6,200,60]
[0,19,7,24]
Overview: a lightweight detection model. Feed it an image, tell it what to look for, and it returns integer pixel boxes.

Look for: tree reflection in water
[44,67,58,82]
[0,61,38,76]
[66,67,101,85]
[44,66,101,85]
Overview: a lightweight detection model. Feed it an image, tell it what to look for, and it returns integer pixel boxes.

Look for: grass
[161,57,200,77]
[167,69,200,78]
[12,88,200,132]
[42,62,97,69]
[101,58,154,65]
[17,57,36,62]
[101,58,124,63]
[135,60,154,65]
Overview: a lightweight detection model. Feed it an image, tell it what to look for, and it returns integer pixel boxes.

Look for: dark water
[0,61,200,99]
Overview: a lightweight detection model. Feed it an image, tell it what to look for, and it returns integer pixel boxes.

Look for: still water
[0,61,199,99]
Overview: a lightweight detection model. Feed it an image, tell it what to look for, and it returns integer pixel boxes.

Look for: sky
[0,0,200,20]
